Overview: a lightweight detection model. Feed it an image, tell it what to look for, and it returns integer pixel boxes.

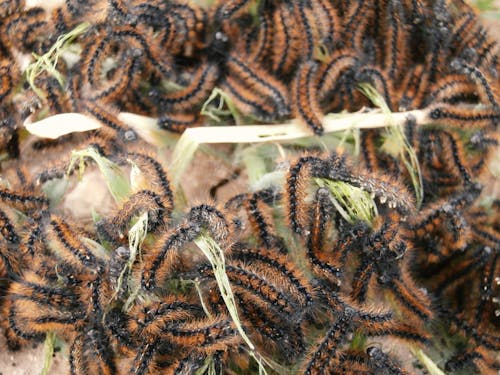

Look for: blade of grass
[194,233,283,374]
[194,233,254,350]
[121,212,148,311]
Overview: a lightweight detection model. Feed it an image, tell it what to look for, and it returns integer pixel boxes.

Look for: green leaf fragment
[201,87,243,125]
[69,145,131,203]
[25,22,90,99]
[315,178,378,225]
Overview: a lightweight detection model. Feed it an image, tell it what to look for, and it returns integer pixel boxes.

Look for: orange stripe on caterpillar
[292,61,324,135]
[47,215,99,270]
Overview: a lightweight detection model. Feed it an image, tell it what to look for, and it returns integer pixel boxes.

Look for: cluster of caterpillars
[1,0,500,143]
[0,0,499,374]
[0,147,498,374]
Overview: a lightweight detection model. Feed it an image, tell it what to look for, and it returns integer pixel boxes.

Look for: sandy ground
[1,2,500,375]
[0,333,68,375]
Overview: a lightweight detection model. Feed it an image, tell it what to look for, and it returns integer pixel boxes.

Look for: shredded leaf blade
[358,83,424,208]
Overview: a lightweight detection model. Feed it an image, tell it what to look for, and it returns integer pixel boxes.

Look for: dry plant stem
[120,109,431,188]
[26,0,65,9]
[25,109,430,141]
[411,347,446,375]
[120,108,431,144]
[25,109,430,189]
